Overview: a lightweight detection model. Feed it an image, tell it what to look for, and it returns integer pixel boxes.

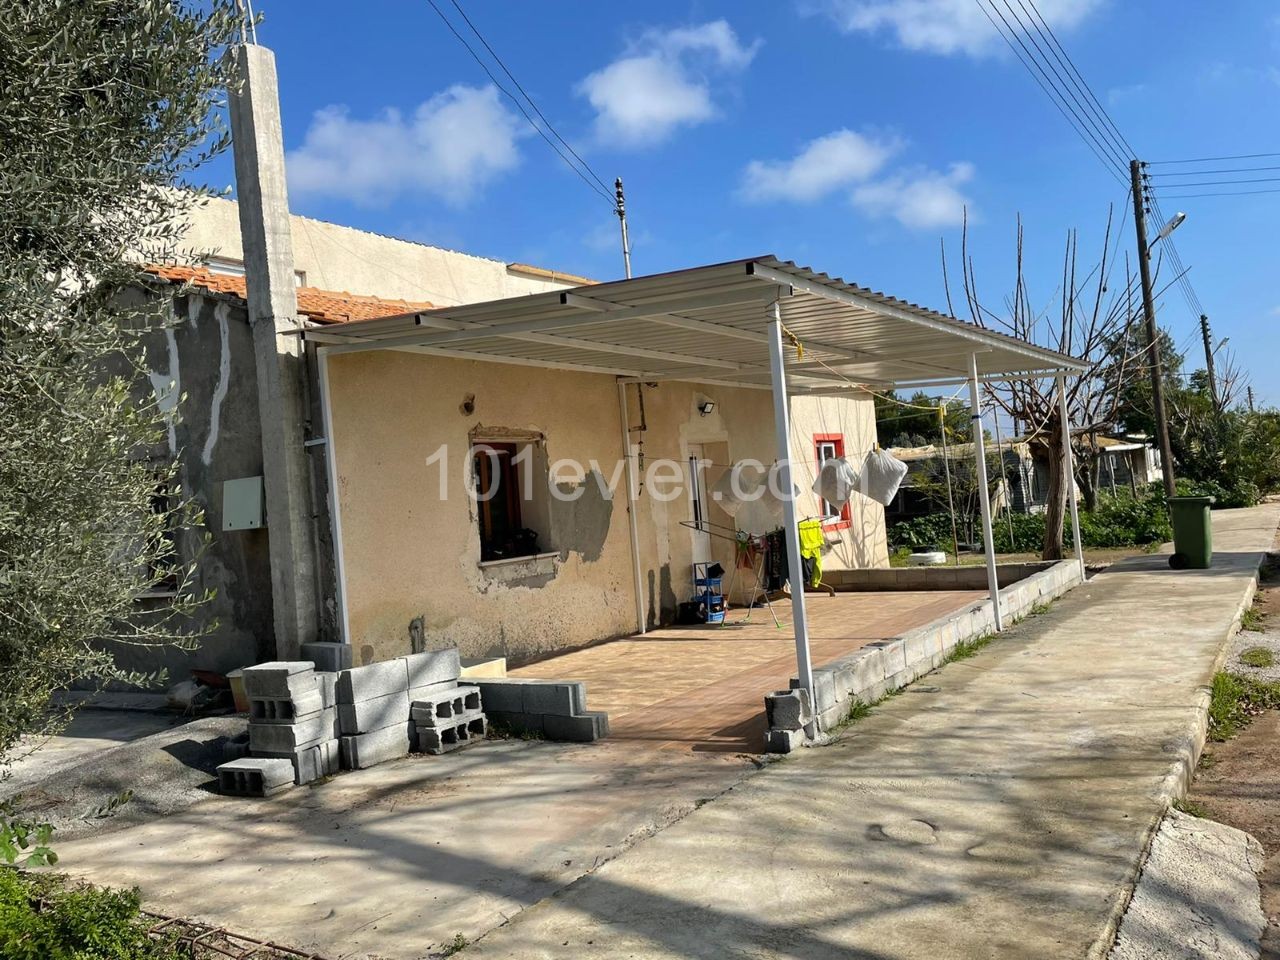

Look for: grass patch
[1240,646,1275,668]
[1172,797,1212,819]
[945,632,996,663]
[443,932,470,955]
[1241,605,1266,632]
[0,869,185,959]
[1208,672,1280,741]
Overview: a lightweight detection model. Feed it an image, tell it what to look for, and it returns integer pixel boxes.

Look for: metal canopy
[302,256,1088,393]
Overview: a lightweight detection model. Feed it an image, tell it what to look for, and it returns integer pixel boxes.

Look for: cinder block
[336,689,410,736]
[460,656,507,679]
[408,678,457,705]
[336,659,409,704]
[249,687,324,724]
[764,727,804,754]
[217,758,294,797]
[765,689,810,731]
[521,681,586,717]
[248,707,335,753]
[790,670,836,712]
[256,738,340,784]
[241,661,317,699]
[485,710,544,737]
[867,640,907,676]
[542,710,609,743]
[301,642,353,673]
[317,672,337,708]
[903,631,933,669]
[848,648,885,695]
[415,713,487,755]
[339,723,412,769]
[410,685,481,726]
[817,703,845,732]
[474,679,532,714]
[399,648,461,688]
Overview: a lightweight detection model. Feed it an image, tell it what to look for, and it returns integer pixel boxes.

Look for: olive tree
[0,0,240,765]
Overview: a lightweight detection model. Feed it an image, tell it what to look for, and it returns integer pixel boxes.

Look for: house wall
[179,197,581,305]
[324,349,887,665]
[116,288,337,681]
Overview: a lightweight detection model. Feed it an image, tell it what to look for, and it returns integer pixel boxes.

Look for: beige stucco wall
[326,349,887,665]
[178,197,580,305]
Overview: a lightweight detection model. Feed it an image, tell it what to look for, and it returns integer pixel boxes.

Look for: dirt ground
[1187,548,1280,958]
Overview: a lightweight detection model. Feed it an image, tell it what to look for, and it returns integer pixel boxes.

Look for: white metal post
[616,381,647,635]
[768,301,815,728]
[1057,375,1086,579]
[968,354,1004,631]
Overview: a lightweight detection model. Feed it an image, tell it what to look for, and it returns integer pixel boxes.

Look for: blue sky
[206,1,1280,404]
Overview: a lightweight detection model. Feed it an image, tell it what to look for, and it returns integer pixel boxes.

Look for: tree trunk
[1042,429,1067,561]
[1077,453,1098,513]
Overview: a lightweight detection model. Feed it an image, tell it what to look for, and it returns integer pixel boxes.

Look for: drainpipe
[617,381,647,634]
[228,43,320,657]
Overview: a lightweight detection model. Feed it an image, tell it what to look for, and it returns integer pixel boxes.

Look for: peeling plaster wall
[326,350,888,664]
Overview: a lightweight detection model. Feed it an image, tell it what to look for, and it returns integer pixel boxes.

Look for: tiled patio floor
[511,589,986,753]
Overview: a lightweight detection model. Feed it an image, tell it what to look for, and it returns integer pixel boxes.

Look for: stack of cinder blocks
[336,648,478,767]
[217,660,340,796]
[476,679,609,742]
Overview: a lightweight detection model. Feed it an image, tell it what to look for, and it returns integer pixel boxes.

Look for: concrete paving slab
[460,504,1280,960]
[1109,809,1264,960]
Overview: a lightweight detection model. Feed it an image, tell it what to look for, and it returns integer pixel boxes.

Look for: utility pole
[1248,386,1256,413]
[1199,314,1220,413]
[615,177,632,280]
[1130,159,1177,498]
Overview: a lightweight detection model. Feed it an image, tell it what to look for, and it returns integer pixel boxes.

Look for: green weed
[1239,646,1275,668]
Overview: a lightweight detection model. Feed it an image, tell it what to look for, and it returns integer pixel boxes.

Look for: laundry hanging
[812,456,859,512]
[709,461,765,518]
[861,447,909,506]
[798,518,825,588]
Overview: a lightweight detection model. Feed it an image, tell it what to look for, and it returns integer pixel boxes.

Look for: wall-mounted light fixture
[697,400,716,417]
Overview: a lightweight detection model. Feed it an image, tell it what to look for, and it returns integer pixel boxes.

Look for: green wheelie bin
[1168,495,1214,569]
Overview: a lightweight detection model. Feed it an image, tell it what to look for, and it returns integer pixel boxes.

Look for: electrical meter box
[222,476,265,531]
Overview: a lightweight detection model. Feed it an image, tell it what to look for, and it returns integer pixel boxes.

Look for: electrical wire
[423,0,614,205]
[1154,187,1280,199]
[444,0,612,197]
[1150,165,1280,177]
[1147,152,1280,165]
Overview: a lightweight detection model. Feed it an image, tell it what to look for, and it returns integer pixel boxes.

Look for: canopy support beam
[969,353,1004,632]
[768,300,815,737]
[616,381,647,636]
[1057,374,1086,579]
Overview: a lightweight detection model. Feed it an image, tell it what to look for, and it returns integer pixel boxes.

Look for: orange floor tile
[511,590,985,754]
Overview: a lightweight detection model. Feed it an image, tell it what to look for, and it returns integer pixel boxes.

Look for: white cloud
[577,20,760,147]
[811,0,1103,57]
[851,162,975,229]
[740,129,902,202]
[286,84,523,205]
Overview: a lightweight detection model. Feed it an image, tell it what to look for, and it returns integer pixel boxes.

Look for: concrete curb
[1087,552,1268,960]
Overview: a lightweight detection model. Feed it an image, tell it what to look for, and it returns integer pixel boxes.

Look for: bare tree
[944,208,1149,560]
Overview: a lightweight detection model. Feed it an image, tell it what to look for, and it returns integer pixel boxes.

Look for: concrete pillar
[228,44,319,658]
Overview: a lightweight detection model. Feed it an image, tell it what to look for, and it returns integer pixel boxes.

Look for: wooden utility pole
[1130,159,1177,498]
[1199,314,1220,413]
[1248,386,1256,413]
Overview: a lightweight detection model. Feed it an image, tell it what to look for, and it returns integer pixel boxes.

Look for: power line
[1151,165,1280,177]
[1155,187,1280,198]
[444,0,612,197]
[1147,152,1280,165]
[423,0,613,205]
[1145,175,1280,188]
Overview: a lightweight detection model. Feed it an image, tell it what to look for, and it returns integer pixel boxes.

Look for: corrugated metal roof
[302,256,1088,391]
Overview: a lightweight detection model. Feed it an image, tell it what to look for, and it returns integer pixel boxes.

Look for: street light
[1150,211,1187,250]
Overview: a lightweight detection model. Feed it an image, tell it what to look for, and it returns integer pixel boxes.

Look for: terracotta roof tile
[144,264,433,324]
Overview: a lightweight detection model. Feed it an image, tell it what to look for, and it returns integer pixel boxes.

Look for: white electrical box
[223,476,265,531]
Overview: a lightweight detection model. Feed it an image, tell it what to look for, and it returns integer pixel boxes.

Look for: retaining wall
[765,559,1084,752]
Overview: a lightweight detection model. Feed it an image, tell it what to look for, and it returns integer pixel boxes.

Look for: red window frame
[814,433,852,531]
